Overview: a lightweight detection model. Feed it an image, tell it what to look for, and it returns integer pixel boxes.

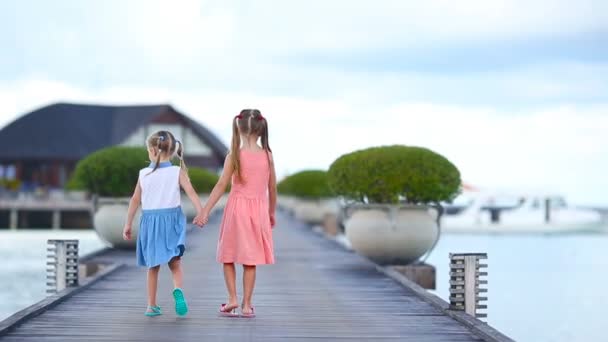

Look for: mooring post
[46,240,79,294]
[544,198,551,223]
[52,210,61,230]
[9,209,18,230]
[449,253,488,319]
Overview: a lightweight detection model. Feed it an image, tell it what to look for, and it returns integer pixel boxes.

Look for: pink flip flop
[240,306,255,318]
[219,304,238,317]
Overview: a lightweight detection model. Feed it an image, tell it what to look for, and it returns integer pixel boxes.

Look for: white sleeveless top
[138,163,181,210]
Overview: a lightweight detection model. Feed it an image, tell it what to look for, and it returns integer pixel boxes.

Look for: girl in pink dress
[198,109,277,317]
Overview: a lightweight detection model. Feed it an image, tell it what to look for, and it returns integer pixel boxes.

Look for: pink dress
[217,150,274,265]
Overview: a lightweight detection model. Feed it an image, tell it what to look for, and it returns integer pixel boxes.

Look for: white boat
[441,191,605,234]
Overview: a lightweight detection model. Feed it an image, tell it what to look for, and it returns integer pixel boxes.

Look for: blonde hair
[146,130,187,174]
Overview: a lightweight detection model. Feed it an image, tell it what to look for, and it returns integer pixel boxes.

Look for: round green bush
[68,147,149,196]
[328,145,461,204]
[277,170,333,199]
[64,176,85,191]
[188,167,219,193]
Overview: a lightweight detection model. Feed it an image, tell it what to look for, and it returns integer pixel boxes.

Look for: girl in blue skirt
[122,130,206,317]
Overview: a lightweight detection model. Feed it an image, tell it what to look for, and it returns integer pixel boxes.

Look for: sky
[1,0,607,205]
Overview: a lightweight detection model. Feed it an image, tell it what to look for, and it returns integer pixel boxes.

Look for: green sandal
[173,288,188,316]
[144,305,162,317]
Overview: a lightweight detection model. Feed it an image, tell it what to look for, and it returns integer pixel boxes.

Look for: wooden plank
[379,265,514,342]
[0,264,124,336]
[0,212,510,341]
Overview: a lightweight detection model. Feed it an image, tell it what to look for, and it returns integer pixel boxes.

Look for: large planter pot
[66,190,88,201]
[321,213,340,236]
[294,199,340,225]
[182,194,225,219]
[323,198,340,217]
[344,204,439,265]
[93,198,140,249]
[277,195,298,214]
[181,196,196,220]
[181,195,210,219]
[181,194,227,219]
[295,199,339,225]
[294,200,324,224]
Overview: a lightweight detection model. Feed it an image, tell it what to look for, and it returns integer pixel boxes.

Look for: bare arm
[268,152,277,215]
[267,152,278,228]
[123,180,142,240]
[202,155,233,213]
[179,169,204,214]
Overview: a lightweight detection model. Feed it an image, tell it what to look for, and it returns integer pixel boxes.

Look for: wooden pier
[0,197,93,229]
[0,212,512,341]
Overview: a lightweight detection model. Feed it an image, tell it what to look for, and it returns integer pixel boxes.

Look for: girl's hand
[122,224,132,240]
[269,212,276,228]
[193,209,209,227]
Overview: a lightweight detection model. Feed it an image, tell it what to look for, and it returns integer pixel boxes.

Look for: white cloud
[4,0,607,69]
[1,1,606,205]
[226,0,608,52]
[123,0,236,58]
[2,1,606,112]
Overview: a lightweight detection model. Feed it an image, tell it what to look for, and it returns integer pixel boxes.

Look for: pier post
[9,209,18,230]
[52,210,61,230]
[46,240,79,294]
[449,253,488,319]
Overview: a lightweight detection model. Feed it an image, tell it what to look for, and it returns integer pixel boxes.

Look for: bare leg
[147,266,160,308]
[223,263,238,309]
[168,257,183,289]
[242,265,256,314]
[168,257,188,316]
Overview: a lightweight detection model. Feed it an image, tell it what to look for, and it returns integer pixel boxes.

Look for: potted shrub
[64,175,88,201]
[277,170,337,224]
[68,146,148,249]
[277,176,298,215]
[328,145,460,264]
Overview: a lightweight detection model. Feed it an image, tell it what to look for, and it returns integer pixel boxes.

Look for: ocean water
[0,230,107,321]
[1,230,607,342]
[426,233,608,342]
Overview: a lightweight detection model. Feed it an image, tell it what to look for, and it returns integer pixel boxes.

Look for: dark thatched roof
[0,103,228,160]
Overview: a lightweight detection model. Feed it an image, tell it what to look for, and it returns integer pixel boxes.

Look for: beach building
[0,103,228,190]
[0,103,228,229]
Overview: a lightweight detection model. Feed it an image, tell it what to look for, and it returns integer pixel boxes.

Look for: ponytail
[260,118,272,166]
[230,116,242,181]
[175,139,187,171]
[147,131,169,175]
[260,119,271,153]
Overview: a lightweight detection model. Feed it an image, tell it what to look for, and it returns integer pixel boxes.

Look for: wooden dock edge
[378,266,515,342]
[0,263,124,336]
[303,222,514,342]
[79,246,113,262]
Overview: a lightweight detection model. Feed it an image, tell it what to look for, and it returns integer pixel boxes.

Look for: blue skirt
[137,206,186,268]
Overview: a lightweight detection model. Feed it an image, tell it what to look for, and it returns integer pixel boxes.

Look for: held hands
[193,209,209,227]
[122,224,132,240]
